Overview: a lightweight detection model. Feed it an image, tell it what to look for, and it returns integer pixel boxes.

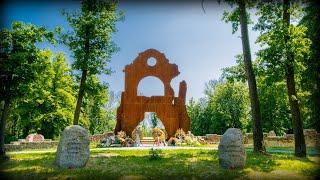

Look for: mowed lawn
[0,148,319,179]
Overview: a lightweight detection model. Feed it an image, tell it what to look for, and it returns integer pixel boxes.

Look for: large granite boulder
[55,125,90,168]
[218,128,246,169]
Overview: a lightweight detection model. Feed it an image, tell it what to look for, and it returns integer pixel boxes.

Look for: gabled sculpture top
[123,48,180,97]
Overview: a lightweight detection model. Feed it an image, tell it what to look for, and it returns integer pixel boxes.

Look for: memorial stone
[218,128,246,169]
[55,125,90,168]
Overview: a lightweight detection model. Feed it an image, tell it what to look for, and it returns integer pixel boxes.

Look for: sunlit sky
[1,0,261,101]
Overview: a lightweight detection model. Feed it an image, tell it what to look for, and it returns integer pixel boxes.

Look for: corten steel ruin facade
[115,49,190,138]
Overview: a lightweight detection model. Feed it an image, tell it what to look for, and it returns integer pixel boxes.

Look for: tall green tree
[62,0,123,125]
[254,1,310,157]
[188,98,202,135]
[0,22,55,159]
[208,81,251,134]
[188,97,212,135]
[5,52,76,140]
[283,0,306,157]
[83,75,109,135]
[104,90,120,132]
[257,77,291,135]
[188,80,250,135]
[222,0,265,153]
[300,0,320,132]
[222,54,292,135]
[36,52,76,138]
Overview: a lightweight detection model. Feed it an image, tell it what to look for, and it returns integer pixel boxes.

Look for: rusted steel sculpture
[115,49,190,138]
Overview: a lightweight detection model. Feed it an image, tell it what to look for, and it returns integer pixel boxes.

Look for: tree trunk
[73,69,88,125]
[0,70,12,160]
[238,0,265,153]
[313,6,320,132]
[73,23,90,125]
[311,6,320,133]
[0,99,10,159]
[283,0,306,157]
[315,66,320,132]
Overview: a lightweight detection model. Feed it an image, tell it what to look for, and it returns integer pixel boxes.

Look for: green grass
[0,148,319,179]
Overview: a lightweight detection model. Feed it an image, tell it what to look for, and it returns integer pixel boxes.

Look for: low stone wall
[205,134,220,144]
[90,132,114,143]
[5,141,59,152]
[205,129,319,147]
[243,133,268,144]
[5,129,319,151]
[263,136,295,147]
[5,132,115,152]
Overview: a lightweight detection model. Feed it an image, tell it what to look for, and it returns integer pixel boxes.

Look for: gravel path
[7,146,218,155]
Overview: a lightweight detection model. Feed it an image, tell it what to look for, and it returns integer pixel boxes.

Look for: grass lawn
[0,147,319,179]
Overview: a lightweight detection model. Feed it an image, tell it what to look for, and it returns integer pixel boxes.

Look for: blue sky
[2,0,261,101]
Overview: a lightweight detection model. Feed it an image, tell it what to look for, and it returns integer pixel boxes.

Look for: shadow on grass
[1,148,318,179]
[245,148,320,175]
[0,150,246,179]
[246,151,278,172]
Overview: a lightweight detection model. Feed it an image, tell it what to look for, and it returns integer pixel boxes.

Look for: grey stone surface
[268,130,276,137]
[218,128,246,169]
[26,133,45,142]
[100,135,116,147]
[55,125,90,168]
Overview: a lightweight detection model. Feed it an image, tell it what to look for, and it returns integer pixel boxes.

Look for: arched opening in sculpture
[137,76,164,96]
[135,112,166,137]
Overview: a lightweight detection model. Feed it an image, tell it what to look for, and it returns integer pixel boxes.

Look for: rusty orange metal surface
[114,49,190,138]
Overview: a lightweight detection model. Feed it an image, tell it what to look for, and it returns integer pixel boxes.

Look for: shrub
[132,127,143,140]
[152,128,166,141]
[149,148,162,160]
[175,128,186,140]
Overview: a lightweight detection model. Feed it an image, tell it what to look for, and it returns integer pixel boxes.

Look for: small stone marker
[218,128,246,169]
[26,133,44,142]
[268,130,276,137]
[55,125,90,168]
[101,135,115,147]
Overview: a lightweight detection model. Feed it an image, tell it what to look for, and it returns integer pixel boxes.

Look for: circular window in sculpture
[147,57,157,67]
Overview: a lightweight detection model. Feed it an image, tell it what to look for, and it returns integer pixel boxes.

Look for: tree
[223,55,292,135]
[188,80,250,135]
[257,76,291,135]
[299,0,320,132]
[104,90,121,131]
[188,98,202,135]
[254,1,310,157]
[83,75,109,134]
[0,21,54,159]
[208,81,250,134]
[222,54,247,82]
[36,52,76,138]
[62,0,123,125]
[151,113,158,128]
[282,0,306,158]
[222,0,265,153]
[5,52,76,140]
[187,97,212,135]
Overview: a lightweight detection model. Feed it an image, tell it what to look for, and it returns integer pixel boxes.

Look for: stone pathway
[92,146,218,151]
[7,146,218,155]
[9,146,318,155]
